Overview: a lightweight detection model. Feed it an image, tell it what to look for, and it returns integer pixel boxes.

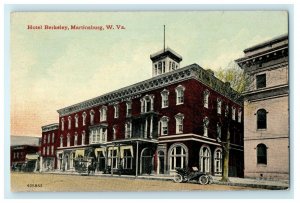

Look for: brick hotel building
[41,47,244,177]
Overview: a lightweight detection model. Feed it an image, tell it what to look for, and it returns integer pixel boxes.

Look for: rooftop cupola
[150,47,182,77]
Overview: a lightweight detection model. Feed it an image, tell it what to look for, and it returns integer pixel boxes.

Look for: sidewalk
[42,171,289,190]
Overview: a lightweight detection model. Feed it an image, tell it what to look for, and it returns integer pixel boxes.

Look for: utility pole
[221,123,230,182]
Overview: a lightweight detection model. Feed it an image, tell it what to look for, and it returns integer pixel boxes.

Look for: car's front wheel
[173,174,183,183]
[198,175,209,185]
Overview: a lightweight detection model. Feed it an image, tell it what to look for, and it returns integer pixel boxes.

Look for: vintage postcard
[10,11,289,193]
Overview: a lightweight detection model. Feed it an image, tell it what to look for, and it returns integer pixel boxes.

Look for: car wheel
[174,174,183,183]
[199,175,209,185]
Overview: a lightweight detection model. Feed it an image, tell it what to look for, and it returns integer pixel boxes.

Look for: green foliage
[215,62,248,93]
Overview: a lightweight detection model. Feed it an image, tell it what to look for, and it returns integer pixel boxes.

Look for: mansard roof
[57,64,242,116]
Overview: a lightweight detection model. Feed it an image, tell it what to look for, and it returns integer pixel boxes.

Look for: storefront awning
[120,146,134,158]
[95,148,106,158]
[25,154,39,160]
[75,149,85,158]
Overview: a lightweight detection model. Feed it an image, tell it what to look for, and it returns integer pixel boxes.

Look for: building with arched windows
[42,47,244,177]
[236,34,289,180]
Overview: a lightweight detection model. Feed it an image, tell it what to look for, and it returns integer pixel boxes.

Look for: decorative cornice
[57,64,242,116]
[41,123,59,132]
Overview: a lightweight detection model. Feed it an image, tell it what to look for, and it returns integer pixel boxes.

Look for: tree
[215,61,248,93]
[215,61,246,182]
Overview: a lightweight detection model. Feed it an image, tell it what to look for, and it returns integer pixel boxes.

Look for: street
[10,172,258,192]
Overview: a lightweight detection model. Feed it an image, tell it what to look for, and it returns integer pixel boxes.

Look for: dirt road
[11,172,257,192]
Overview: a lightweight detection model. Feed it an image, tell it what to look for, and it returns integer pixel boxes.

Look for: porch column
[144,118,148,138]
[135,141,139,177]
[150,115,153,138]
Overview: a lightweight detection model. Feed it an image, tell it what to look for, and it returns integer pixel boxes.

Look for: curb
[213,181,289,190]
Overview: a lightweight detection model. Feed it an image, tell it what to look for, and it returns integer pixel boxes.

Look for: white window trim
[75,114,79,128]
[60,135,63,147]
[160,89,169,108]
[168,143,188,171]
[81,131,86,145]
[74,132,78,146]
[90,110,95,125]
[175,85,185,105]
[175,113,184,134]
[214,148,223,175]
[232,107,236,121]
[199,145,211,173]
[82,112,87,126]
[100,106,107,122]
[126,101,132,117]
[160,116,169,136]
[68,116,72,130]
[61,118,64,131]
[203,117,209,137]
[217,98,222,114]
[67,134,70,147]
[238,108,242,123]
[204,89,210,109]
[114,104,119,119]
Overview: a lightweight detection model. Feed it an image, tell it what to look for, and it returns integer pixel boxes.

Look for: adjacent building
[236,34,289,180]
[40,123,59,171]
[11,136,41,172]
[44,47,244,177]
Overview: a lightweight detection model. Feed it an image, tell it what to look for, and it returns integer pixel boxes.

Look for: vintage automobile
[173,167,213,185]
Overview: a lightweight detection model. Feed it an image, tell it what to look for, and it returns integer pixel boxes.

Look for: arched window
[60,135,63,147]
[257,109,267,129]
[214,148,222,175]
[68,116,72,129]
[114,104,119,119]
[74,132,78,146]
[61,118,64,131]
[232,107,236,121]
[161,89,169,108]
[175,85,185,105]
[75,114,79,128]
[82,112,87,126]
[175,113,184,134]
[257,144,267,164]
[113,125,117,140]
[169,143,188,171]
[199,145,211,173]
[126,101,132,117]
[140,95,154,113]
[204,90,210,108]
[203,117,209,137]
[81,131,86,145]
[100,106,107,122]
[90,110,95,124]
[67,134,70,147]
[159,116,169,136]
[217,98,222,114]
